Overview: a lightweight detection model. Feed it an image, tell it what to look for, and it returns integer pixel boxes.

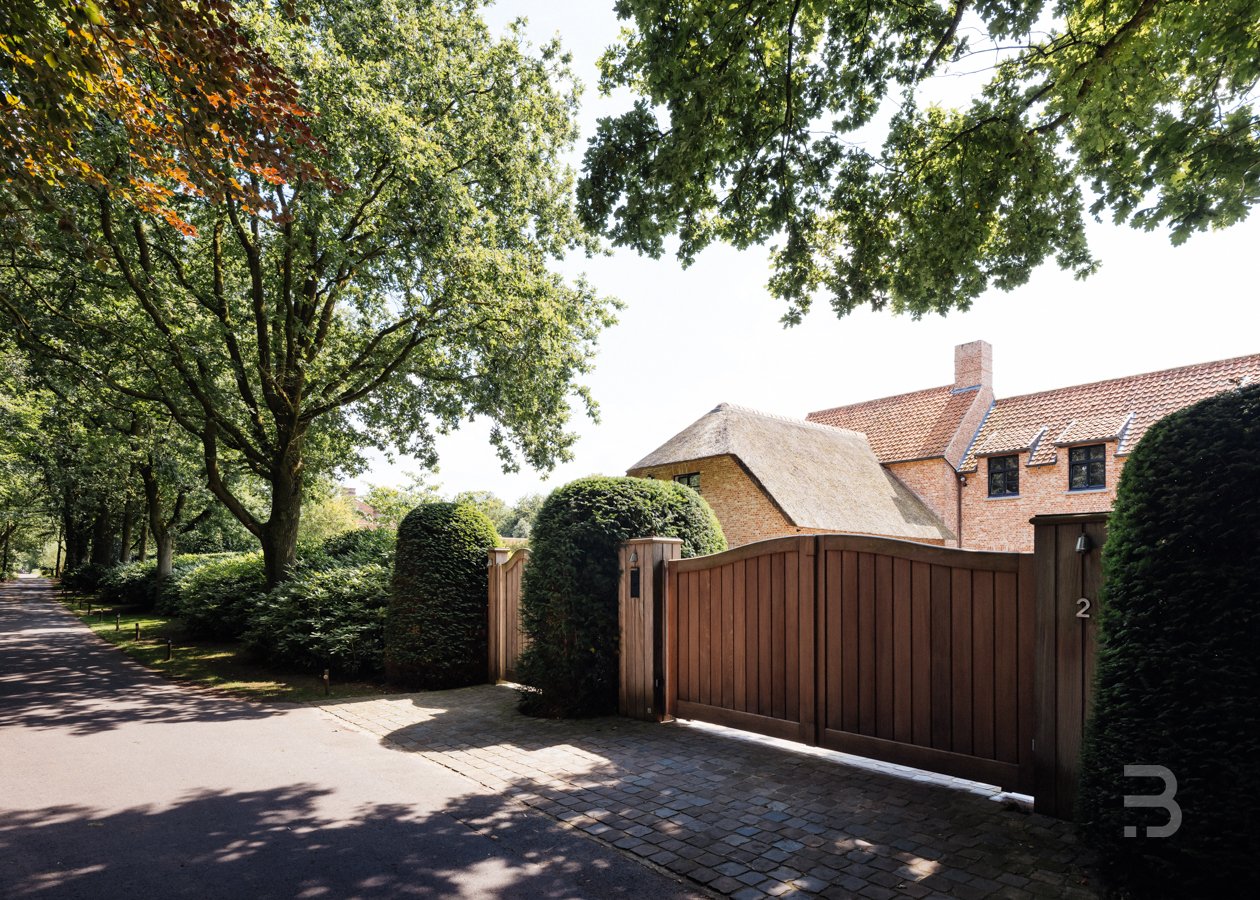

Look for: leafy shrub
[320,528,396,566]
[152,552,243,614]
[1078,385,1260,898]
[60,563,111,594]
[385,502,499,689]
[515,476,725,717]
[245,562,390,676]
[97,559,159,608]
[168,552,266,640]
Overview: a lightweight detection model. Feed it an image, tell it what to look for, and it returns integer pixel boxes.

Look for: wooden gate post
[487,548,511,683]
[619,537,683,721]
[1032,512,1108,820]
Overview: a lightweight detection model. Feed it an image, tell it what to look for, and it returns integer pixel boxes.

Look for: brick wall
[632,455,944,549]
[960,446,1124,552]
[884,458,960,546]
[632,455,806,548]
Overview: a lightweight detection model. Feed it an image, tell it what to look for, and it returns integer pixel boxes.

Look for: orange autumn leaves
[1,0,321,234]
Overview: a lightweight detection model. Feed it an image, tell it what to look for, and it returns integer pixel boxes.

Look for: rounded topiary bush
[1078,384,1260,898]
[515,476,726,718]
[385,502,499,689]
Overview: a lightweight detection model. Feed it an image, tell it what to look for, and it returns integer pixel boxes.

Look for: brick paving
[317,685,1098,899]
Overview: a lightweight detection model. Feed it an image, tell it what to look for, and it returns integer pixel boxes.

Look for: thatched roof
[628,403,952,542]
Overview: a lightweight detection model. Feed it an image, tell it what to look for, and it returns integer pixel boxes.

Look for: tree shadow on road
[0,779,687,899]
[0,579,274,736]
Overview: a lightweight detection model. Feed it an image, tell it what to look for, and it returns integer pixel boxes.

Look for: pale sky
[351,1,1260,505]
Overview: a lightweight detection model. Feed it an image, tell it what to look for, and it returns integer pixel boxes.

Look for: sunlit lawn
[59,595,401,703]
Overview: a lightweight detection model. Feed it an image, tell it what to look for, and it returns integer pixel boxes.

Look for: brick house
[627,403,952,548]
[630,343,1259,552]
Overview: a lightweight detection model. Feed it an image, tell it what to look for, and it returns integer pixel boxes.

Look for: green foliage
[1078,385,1260,898]
[60,563,111,594]
[385,502,499,689]
[1,0,615,589]
[320,528,397,566]
[245,562,390,676]
[362,477,444,530]
[515,476,725,717]
[167,552,267,641]
[583,1,1260,321]
[297,487,363,546]
[97,559,159,608]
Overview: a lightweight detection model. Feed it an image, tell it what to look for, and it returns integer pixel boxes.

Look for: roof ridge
[806,383,956,418]
[714,401,865,436]
[998,352,1260,404]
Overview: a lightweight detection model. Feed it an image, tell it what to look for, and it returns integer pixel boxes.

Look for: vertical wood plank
[951,568,974,755]
[709,563,722,707]
[858,553,876,736]
[930,563,953,751]
[745,557,758,713]
[771,552,787,721]
[1017,554,1036,793]
[758,555,773,717]
[698,568,712,706]
[972,570,996,761]
[841,550,860,734]
[826,550,843,732]
[994,570,1019,765]
[893,557,913,744]
[785,549,801,722]
[875,554,894,740]
[666,563,679,719]
[733,559,747,712]
[722,563,735,710]
[911,560,932,747]
[688,571,700,703]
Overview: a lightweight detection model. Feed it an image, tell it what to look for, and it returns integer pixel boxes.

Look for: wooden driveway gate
[663,534,1037,794]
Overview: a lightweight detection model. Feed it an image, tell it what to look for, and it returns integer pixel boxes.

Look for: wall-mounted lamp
[1075,533,1093,554]
[629,550,638,565]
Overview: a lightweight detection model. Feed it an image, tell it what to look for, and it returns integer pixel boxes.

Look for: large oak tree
[580,0,1260,321]
[2,0,614,587]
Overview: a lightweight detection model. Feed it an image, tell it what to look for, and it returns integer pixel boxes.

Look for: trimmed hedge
[245,562,390,676]
[515,476,726,718]
[385,502,499,689]
[1078,384,1260,898]
[320,528,396,566]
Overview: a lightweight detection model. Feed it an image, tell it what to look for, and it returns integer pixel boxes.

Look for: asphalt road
[0,577,700,899]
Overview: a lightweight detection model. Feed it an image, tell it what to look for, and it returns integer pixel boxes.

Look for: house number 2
[1076,598,1091,618]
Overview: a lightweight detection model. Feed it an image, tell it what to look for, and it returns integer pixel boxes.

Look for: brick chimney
[954,340,992,392]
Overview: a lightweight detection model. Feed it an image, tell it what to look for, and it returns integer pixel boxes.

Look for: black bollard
[323,668,330,696]
[134,622,140,641]
[165,639,172,661]
[115,612,120,631]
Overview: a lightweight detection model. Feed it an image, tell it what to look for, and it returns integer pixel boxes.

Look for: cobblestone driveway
[317,685,1098,899]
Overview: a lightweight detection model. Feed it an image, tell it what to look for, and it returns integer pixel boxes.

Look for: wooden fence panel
[815,536,1034,792]
[666,536,816,744]
[487,548,530,683]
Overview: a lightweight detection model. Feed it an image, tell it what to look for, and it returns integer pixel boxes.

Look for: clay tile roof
[628,403,952,543]
[806,385,982,464]
[960,354,1260,472]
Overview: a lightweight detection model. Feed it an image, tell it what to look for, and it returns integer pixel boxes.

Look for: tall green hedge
[515,476,726,718]
[1078,384,1260,898]
[385,502,499,689]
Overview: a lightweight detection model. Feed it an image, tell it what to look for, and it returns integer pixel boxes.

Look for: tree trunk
[137,518,148,562]
[155,532,174,579]
[64,516,89,570]
[118,496,136,565]
[1,529,11,577]
[54,525,63,577]
[140,462,173,580]
[89,505,114,567]
[261,452,304,590]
